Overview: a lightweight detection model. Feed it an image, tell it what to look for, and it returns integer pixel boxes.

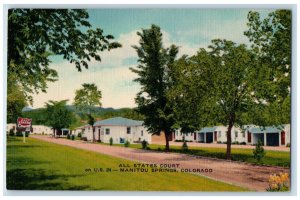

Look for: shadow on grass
[6,168,90,190]
[138,147,290,167]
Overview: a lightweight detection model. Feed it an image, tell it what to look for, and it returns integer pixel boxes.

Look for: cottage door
[214,131,217,142]
[247,132,251,143]
[281,131,285,145]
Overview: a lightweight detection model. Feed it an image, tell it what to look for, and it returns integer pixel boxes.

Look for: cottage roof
[249,126,282,134]
[94,117,143,127]
[199,127,217,133]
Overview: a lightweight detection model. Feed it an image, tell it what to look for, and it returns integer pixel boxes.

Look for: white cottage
[31,125,53,135]
[246,124,290,146]
[174,129,195,141]
[81,117,151,144]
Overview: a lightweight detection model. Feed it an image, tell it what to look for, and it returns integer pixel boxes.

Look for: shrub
[124,140,130,147]
[109,137,113,146]
[253,140,265,163]
[181,141,189,152]
[217,141,222,144]
[67,134,71,139]
[141,140,148,149]
[16,132,23,137]
[157,147,162,151]
[175,139,183,142]
[8,129,15,136]
[71,135,75,140]
[266,173,289,191]
[232,141,239,145]
[286,143,290,148]
[16,132,29,137]
[240,142,246,145]
[82,137,87,141]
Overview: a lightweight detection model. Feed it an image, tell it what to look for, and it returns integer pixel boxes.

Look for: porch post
[264,132,267,146]
[279,132,282,146]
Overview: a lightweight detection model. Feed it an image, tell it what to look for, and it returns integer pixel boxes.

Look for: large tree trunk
[226,116,234,160]
[164,131,170,152]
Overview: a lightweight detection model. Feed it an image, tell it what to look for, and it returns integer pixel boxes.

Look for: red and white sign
[17,117,32,128]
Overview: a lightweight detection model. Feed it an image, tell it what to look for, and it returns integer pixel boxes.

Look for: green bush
[232,141,239,145]
[124,140,130,147]
[253,140,265,163]
[181,141,189,152]
[141,140,148,149]
[67,134,71,139]
[16,132,29,137]
[71,135,75,140]
[240,142,246,145]
[286,143,290,148]
[109,137,113,146]
[175,139,183,142]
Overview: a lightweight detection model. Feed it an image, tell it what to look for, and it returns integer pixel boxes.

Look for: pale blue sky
[31,8,273,109]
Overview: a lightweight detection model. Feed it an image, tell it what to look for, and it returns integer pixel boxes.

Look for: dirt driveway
[31,135,290,191]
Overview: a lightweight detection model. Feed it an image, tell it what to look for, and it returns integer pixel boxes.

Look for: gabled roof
[94,117,143,127]
[199,127,217,133]
[249,126,282,134]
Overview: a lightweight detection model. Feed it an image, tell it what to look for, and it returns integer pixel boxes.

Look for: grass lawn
[100,142,290,167]
[6,137,247,191]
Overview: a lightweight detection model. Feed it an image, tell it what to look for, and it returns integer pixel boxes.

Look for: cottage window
[242,132,245,138]
[141,130,143,136]
[235,131,238,138]
[127,127,131,134]
[218,131,221,138]
[105,128,110,135]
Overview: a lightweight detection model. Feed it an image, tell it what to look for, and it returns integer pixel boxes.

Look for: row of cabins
[7,117,290,146]
[174,124,291,146]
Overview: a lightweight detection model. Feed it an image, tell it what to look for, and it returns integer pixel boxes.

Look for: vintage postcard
[5,6,292,193]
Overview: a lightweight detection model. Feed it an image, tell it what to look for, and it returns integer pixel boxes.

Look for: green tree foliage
[130,24,178,151]
[244,10,291,124]
[74,83,102,114]
[74,83,102,142]
[7,9,121,124]
[44,100,76,135]
[22,108,47,125]
[170,39,263,159]
[7,75,27,123]
[253,140,266,163]
[168,52,215,133]
[8,9,121,99]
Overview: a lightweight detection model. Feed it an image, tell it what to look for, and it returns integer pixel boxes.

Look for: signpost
[17,117,32,143]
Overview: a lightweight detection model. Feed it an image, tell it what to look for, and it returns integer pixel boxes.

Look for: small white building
[73,125,90,136]
[6,123,17,134]
[82,117,151,144]
[6,123,52,135]
[174,129,195,141]
[31,125,53,135]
